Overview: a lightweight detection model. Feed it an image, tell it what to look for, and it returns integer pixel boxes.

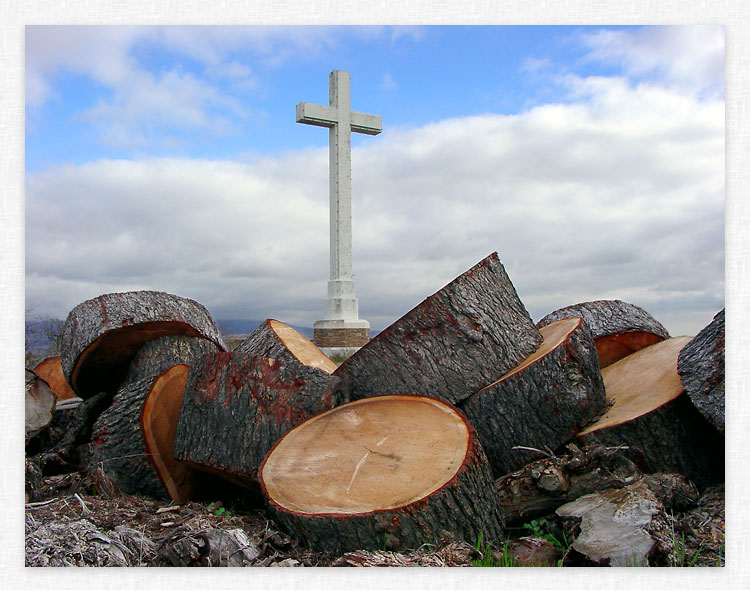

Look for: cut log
[235,319,338,374]
[121,334,219,387]
[333,252,543,406]
[259,395,504,553]
[25,369,55,444]
[60,290,225,399]
[32,357,77,401]
[577,337,724,490]
[460,317,606,476]
[678,309,725,432]
[173,351,340,485]
[537,299,670,368]
[495,444,699,525]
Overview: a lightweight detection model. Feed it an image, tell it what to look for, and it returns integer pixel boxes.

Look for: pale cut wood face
[269,319,338,374]
[261,396,470,515]
[578,336,692,435]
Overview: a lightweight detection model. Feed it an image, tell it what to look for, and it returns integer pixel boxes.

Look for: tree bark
[173,351,340,485]
[32,357,77,401]
[333,252,543,406]
[678,309,724,433]
[460,317,606,476]
[235,319,337,374]
[260,395,504,553]
[577,337,724,491]
[536,299,670,368]
[60,290,225,399]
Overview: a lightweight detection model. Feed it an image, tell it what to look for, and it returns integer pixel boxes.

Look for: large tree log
[577,337,724,490]
[678,309,725,433]
[173,351,340,485]
[32,357,77,401]
[60,290,225,399]
[259,395,504,553]
[333,252,543,406]
[536,300,670,368]
[235,319,337,374]
[460,317,606,476]
[25,369,55,444]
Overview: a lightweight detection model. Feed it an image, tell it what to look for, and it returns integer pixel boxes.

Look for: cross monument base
[313,318,370,350]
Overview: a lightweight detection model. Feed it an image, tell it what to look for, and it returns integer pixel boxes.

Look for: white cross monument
[296,70,381,354]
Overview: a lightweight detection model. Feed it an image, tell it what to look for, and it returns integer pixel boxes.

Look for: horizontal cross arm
[351,111,382,136]
[296,102,337,128]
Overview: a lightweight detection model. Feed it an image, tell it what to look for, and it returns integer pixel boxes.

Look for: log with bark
[460,317,606,476]
[678,309,725,433]
[173,351,340,486]
[259,395,504,553]
[536,300,670,368]
[32,357,77,401]
[333,252,543,406]
[60,290,226,399]
[25,369,55,444]
[235,319,337,374]
[576,337,724,490]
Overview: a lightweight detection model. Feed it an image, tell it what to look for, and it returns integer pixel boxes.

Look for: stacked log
[32,357,77,401]
[173,351,340,485]
[537,300,670,368]
[259,395,504,553]
[60,290,225,399]
[25,369,56,444]
[577,337,724,490]
[678,309,725,433]
[460,317,606,476]
[333,253,543,406]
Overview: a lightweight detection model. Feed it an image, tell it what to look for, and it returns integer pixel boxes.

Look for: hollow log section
[678,309,725,433]
[236,319,337,374]
[60,290,226,399]
[26,369,56,442]
[460,317,606,476]
[577,337,724,490]
[32,357,77,401]
[536,299,670,368]
[173,351,340,486]
[259,395,504,553]
[333,252,543,406]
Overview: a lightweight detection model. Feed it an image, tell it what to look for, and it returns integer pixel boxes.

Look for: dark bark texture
[333,252,543,406]
[459,319,606,476]
[60,290,226,399]
[234,320,297,362]
[122,335,218,388]
[87,376,169,500]
[536,300,670,368]
[678,309,725,433]
[578,394,724,491]
[262,431,504,554]
[173,352,340,484]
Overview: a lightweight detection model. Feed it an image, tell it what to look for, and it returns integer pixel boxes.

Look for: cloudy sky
[24,24,725,336]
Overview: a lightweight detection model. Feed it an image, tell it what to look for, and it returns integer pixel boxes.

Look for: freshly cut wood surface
[60,290,225,399]
[141,365,195,504]
[333,252,543,406]
[537,300,669,368]
[460,317,606,476]
[236,319,337,374]
[260,395,504,553]
[32,357,77,401]
[577,337,724,490]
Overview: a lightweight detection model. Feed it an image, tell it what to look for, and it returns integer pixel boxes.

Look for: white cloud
[26,72,724,336]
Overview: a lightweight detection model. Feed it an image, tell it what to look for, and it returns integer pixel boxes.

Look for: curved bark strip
[460,318,606,476]
[260,396,504,553]
[87,376,170,499]
[32,357,77,401]
[141,365,196,504]
[678,309,725,433]
[173,352,340,485]
[60,290,225,399]
[333,253,543,406]
[236,319,337,374]
[536,300,670,368]
[122,335,219,387]
[577,337,724,490]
